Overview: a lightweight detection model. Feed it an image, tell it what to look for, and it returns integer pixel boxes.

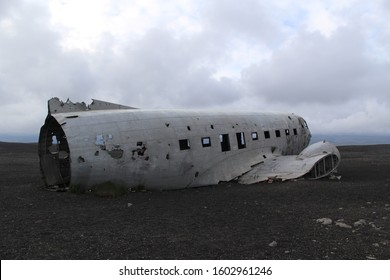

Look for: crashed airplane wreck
[38,97,340,191]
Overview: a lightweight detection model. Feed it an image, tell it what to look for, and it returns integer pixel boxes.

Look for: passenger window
[264,131,270,139]
[275,130,281,138]
[201,137,211,147]
[219,134,231,152]
[236,132,246,149]
[293,128,298,135]
[251,132,258,140]
[179,139,190,150]
[285,129,290,136]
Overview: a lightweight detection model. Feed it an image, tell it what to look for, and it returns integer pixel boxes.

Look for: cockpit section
[298,117,312,147]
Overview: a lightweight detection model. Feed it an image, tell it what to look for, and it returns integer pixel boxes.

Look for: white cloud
[305,3,345,37]
[0,0,390,139]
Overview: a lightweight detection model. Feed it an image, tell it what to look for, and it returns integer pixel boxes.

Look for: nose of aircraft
[298,117,311,146]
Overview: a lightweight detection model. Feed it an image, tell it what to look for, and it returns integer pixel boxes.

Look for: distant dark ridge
[0,134,38,143]
[0,142,37,153]
[311,134,390,146]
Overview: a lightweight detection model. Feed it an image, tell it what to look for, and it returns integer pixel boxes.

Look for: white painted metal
[38,98,340,190]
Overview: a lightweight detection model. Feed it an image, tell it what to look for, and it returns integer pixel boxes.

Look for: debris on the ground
[354,219,367,227]
[369,222,381,231]
[335,221,352,229]
[316,218,332,225]
[268,241,277,247]
[329,174,342,180]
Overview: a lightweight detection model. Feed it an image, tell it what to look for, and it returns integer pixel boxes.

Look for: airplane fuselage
[39,108,312,190]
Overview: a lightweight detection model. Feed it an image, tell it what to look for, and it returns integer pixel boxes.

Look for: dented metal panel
[38,97,340,191]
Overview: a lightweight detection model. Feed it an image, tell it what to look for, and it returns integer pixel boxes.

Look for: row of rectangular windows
[179,128,299,151]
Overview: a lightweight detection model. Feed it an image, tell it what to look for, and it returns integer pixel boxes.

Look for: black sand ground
[0,142,389,259]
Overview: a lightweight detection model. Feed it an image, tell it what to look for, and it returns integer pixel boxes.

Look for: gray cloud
[1,0,390,139]
[91,28,242,109]
[0,0,21,17]
[242,26,389,106]
[203,0,281,44]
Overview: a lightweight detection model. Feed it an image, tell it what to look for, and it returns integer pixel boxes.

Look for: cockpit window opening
[299,117,309,129]
[264,131,270,139]
[275,130,281,138]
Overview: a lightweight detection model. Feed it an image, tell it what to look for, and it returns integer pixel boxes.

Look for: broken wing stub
[48,97,136,114]
[238,141,340,184]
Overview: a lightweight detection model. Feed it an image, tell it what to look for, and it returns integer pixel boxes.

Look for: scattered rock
[369,222,381,231]
[335,222,352,229]
[354,219,367,227]
[329,174,342,180]
[366,256,376,260]
[269,241,277,247]
[316,218,332,225]
[372,243,379,247]
[127,203,133,207]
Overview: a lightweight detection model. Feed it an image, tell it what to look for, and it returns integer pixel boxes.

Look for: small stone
[369,223,380,231]
[335,222,352,229]
[269,241,277,247]
[354,219,367,227]
[316,218,332,225]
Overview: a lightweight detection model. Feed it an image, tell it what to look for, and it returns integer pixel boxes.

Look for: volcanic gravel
[0,142,389,259]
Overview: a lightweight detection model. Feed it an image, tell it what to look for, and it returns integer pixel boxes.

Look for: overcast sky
[1,0,390,140]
